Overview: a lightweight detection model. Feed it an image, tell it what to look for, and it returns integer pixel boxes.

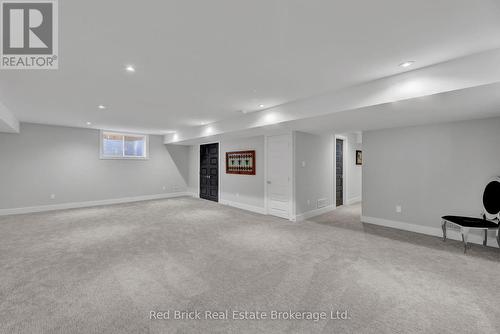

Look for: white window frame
[99,130,149,160]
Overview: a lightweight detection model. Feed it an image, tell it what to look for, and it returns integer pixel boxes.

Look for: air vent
[317,198,328,208]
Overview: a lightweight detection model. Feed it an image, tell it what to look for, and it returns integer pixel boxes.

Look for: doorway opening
[199,143,219,202]
[336,138,344,207]
[334,133,362,207]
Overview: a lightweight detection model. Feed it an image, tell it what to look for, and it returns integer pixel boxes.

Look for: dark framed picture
[356,150,362,165]
[226,150,256,175]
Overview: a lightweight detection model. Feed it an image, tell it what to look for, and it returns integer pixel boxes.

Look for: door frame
[334,134,348,207]
[197,141,221,202]
[264,132,294,221]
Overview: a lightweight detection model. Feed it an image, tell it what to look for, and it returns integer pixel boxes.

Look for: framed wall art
[226,150,256,175]
[356,150,362,165]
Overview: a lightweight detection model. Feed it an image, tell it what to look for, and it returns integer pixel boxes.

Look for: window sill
[100,156,149,160]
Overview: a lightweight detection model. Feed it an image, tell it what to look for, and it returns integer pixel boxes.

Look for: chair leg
[484,229,488,246]
[441,220,447,241]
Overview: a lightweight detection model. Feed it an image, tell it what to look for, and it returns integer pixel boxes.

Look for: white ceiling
[1,0,500,134]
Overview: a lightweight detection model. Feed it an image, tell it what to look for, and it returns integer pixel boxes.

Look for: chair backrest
[483,176,500,221]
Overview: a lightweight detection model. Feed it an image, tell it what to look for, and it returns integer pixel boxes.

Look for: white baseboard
[346,196,361,205]
[295,205,336,222]
[219,199,266,215]
[361,216,499,248]
[188,193,266,215]
[0,192,191,216]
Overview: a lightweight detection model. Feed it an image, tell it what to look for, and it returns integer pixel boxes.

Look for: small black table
[441,216,499,253]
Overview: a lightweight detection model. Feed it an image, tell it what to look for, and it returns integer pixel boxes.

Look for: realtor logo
[1,0,58,69]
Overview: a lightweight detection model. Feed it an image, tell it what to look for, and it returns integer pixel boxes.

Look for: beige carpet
[0,197,499,333]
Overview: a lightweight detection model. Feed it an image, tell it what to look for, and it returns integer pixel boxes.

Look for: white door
[266,134,291,219]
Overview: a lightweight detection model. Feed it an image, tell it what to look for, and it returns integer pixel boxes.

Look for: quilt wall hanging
[226,150,256,175]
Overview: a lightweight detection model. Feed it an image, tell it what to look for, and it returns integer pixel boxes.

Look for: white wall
[187,145,198,195]
[294,131,333,216]
[187,136,265,212]
[221,137,265,210]
[0,102,19,133]
[362,117,500,245]
[0,123,189,211]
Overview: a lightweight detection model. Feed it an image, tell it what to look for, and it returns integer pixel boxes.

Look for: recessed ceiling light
[399,61,415,68]
[98,105,106,110]
[258,104,265,108]
[125,65,135,72]
[86,121,92,126]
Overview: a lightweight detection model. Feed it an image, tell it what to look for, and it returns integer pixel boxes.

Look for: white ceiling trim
[165,48,500,144]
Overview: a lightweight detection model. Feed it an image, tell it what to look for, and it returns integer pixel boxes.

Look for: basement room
[1,1,500,333]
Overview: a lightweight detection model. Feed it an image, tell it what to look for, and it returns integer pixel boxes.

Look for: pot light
[263,112,278,123]
[98,105,106,110]
[399,61,415,68]
[125,65,136,73]
[258,104,265,108]
[86,121,92,126]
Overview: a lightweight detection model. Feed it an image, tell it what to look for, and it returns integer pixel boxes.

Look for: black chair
[441,177,500,253]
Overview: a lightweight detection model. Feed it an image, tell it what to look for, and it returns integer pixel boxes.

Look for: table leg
[484,229,488,246]
[461,228,469,254]
[441,220,447,241]
[497,226,500,248]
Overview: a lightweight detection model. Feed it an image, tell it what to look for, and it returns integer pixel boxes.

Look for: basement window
[100,131,149,159]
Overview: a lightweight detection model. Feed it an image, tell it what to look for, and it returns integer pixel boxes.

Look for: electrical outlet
[301,161,306,168]
[307,199,311,206]
[50,194,56,199]
[236,193,239,197]
[396,205,402,213]
[162,186,166,191]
